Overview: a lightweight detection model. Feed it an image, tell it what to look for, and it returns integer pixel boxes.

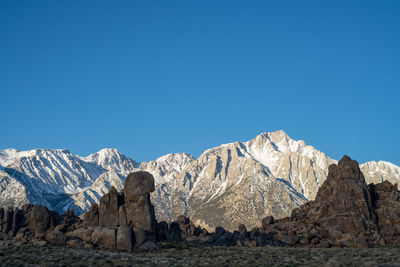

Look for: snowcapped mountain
[0,130,399,231]
[361,160,400,185]
[157,130,335,230]
[0,148,138,213]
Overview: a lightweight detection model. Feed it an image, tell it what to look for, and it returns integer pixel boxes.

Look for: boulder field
[1,156,400,250]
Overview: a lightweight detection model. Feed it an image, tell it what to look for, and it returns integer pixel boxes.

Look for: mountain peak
[83,148,121,161]
[248,130,307,155]
[156,153,195,162]
[97,148,120,156]
[258,129,289,138]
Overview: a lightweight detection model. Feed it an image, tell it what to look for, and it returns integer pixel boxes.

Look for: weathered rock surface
[0,204,69,238]
[82,203,99,226]
[117,226,133,252]
[0,171,159,252]
[370,181,400,246]
[196,156,400,248]
[45,229,65,245]
[98,186,120,227]
[124,171,156,233]
[82,171,157,232]
[258,156,400,247]
[262,216,274,229]
[28,205,53,234]
[80,171,157,250]
[293,156,378,244]
[91,227,116,250]
[156,215,208,243]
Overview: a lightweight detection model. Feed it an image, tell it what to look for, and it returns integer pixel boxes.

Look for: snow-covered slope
[0,148,139,213]
[157,130,335,230]
[0,169,29,207]
[0,130,399,231]
[361,160,400,185]
[243,130,336,200]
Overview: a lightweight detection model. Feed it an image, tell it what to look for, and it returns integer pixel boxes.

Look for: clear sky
[1,1,399,164]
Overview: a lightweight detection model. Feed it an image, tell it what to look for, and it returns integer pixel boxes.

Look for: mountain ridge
[1,130,399,230]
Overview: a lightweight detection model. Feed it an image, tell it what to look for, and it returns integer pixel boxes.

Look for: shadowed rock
[307,155,377,240]
[28,206,51,234]
[117,226,133,252]
[80,171,158,250]
[82,203,99,226]
[124,171,156,233]
[261,216,274,229]
[98,186,120,227]
[205,156,400,248]
[156,215,208,243]
[0,171,158,251]
[262,155,400,247]
[370,181,400,246]
[91,227,116,250]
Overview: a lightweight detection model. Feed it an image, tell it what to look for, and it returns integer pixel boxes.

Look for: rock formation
[256,155,400,247]
[203,156,400,248]
[0,171,159,251]
[0,204,77,242]
[369,181,400,246]
[2,132,400,232]
[1,159,400,250]
[156,215,208,243]
[124,171,156,233]
[81,171,158,250]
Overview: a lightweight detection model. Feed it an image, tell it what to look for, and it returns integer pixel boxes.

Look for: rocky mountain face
[2,160,400,250]
[205,156,400,248]
[257,156,400,247]
[0,148,139,214]
[1,131,399,231]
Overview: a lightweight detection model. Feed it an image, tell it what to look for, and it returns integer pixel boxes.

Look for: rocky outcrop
[82,203,99,226]
[0,204,78,242]
[81,171,158,250]
[370,181,400,246]
[257,156,400,247]
[91,227,117,250]
[98,186,120,227]
[0,204,66,238]
[117,226,133,251]
[156,215,208,243]
[2,161,400,250]
[200,156,400,248]
[124,171,156,233]
[28,205,55,235]
[82,172,156,231]
[0,171,159,252]
[2,133,400,232]
[287,156,378,245]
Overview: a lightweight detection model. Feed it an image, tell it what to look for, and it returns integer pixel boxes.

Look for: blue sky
[1,1,399,164]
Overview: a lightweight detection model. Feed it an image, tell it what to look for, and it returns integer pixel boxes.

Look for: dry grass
[0,242,400,266]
